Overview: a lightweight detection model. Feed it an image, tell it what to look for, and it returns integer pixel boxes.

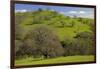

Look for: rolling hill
[15,9,94,41]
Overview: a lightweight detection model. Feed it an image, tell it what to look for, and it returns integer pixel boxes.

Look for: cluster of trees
[16,26,64,59]
[15,25,95,59]
[62,31,95,56]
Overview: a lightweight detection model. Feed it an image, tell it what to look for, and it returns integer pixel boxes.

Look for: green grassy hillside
[15,10,93,41]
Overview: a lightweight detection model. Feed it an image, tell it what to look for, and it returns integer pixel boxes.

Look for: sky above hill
[15,4,94,19]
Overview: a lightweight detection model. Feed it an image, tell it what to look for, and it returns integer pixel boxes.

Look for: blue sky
[15,4,94,19]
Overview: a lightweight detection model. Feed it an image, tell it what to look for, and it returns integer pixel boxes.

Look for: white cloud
[79,11,86,14]
[15,9,28,13]
[58,10,94,19]
[69,10,86,14]
[69,11,77,14]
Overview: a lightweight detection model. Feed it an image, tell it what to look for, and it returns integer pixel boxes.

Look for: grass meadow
[16,55,94,66]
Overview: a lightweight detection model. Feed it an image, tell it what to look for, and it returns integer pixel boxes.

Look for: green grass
[16,11,92,41]
[15,55,94,66]
[20,23,90,41]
